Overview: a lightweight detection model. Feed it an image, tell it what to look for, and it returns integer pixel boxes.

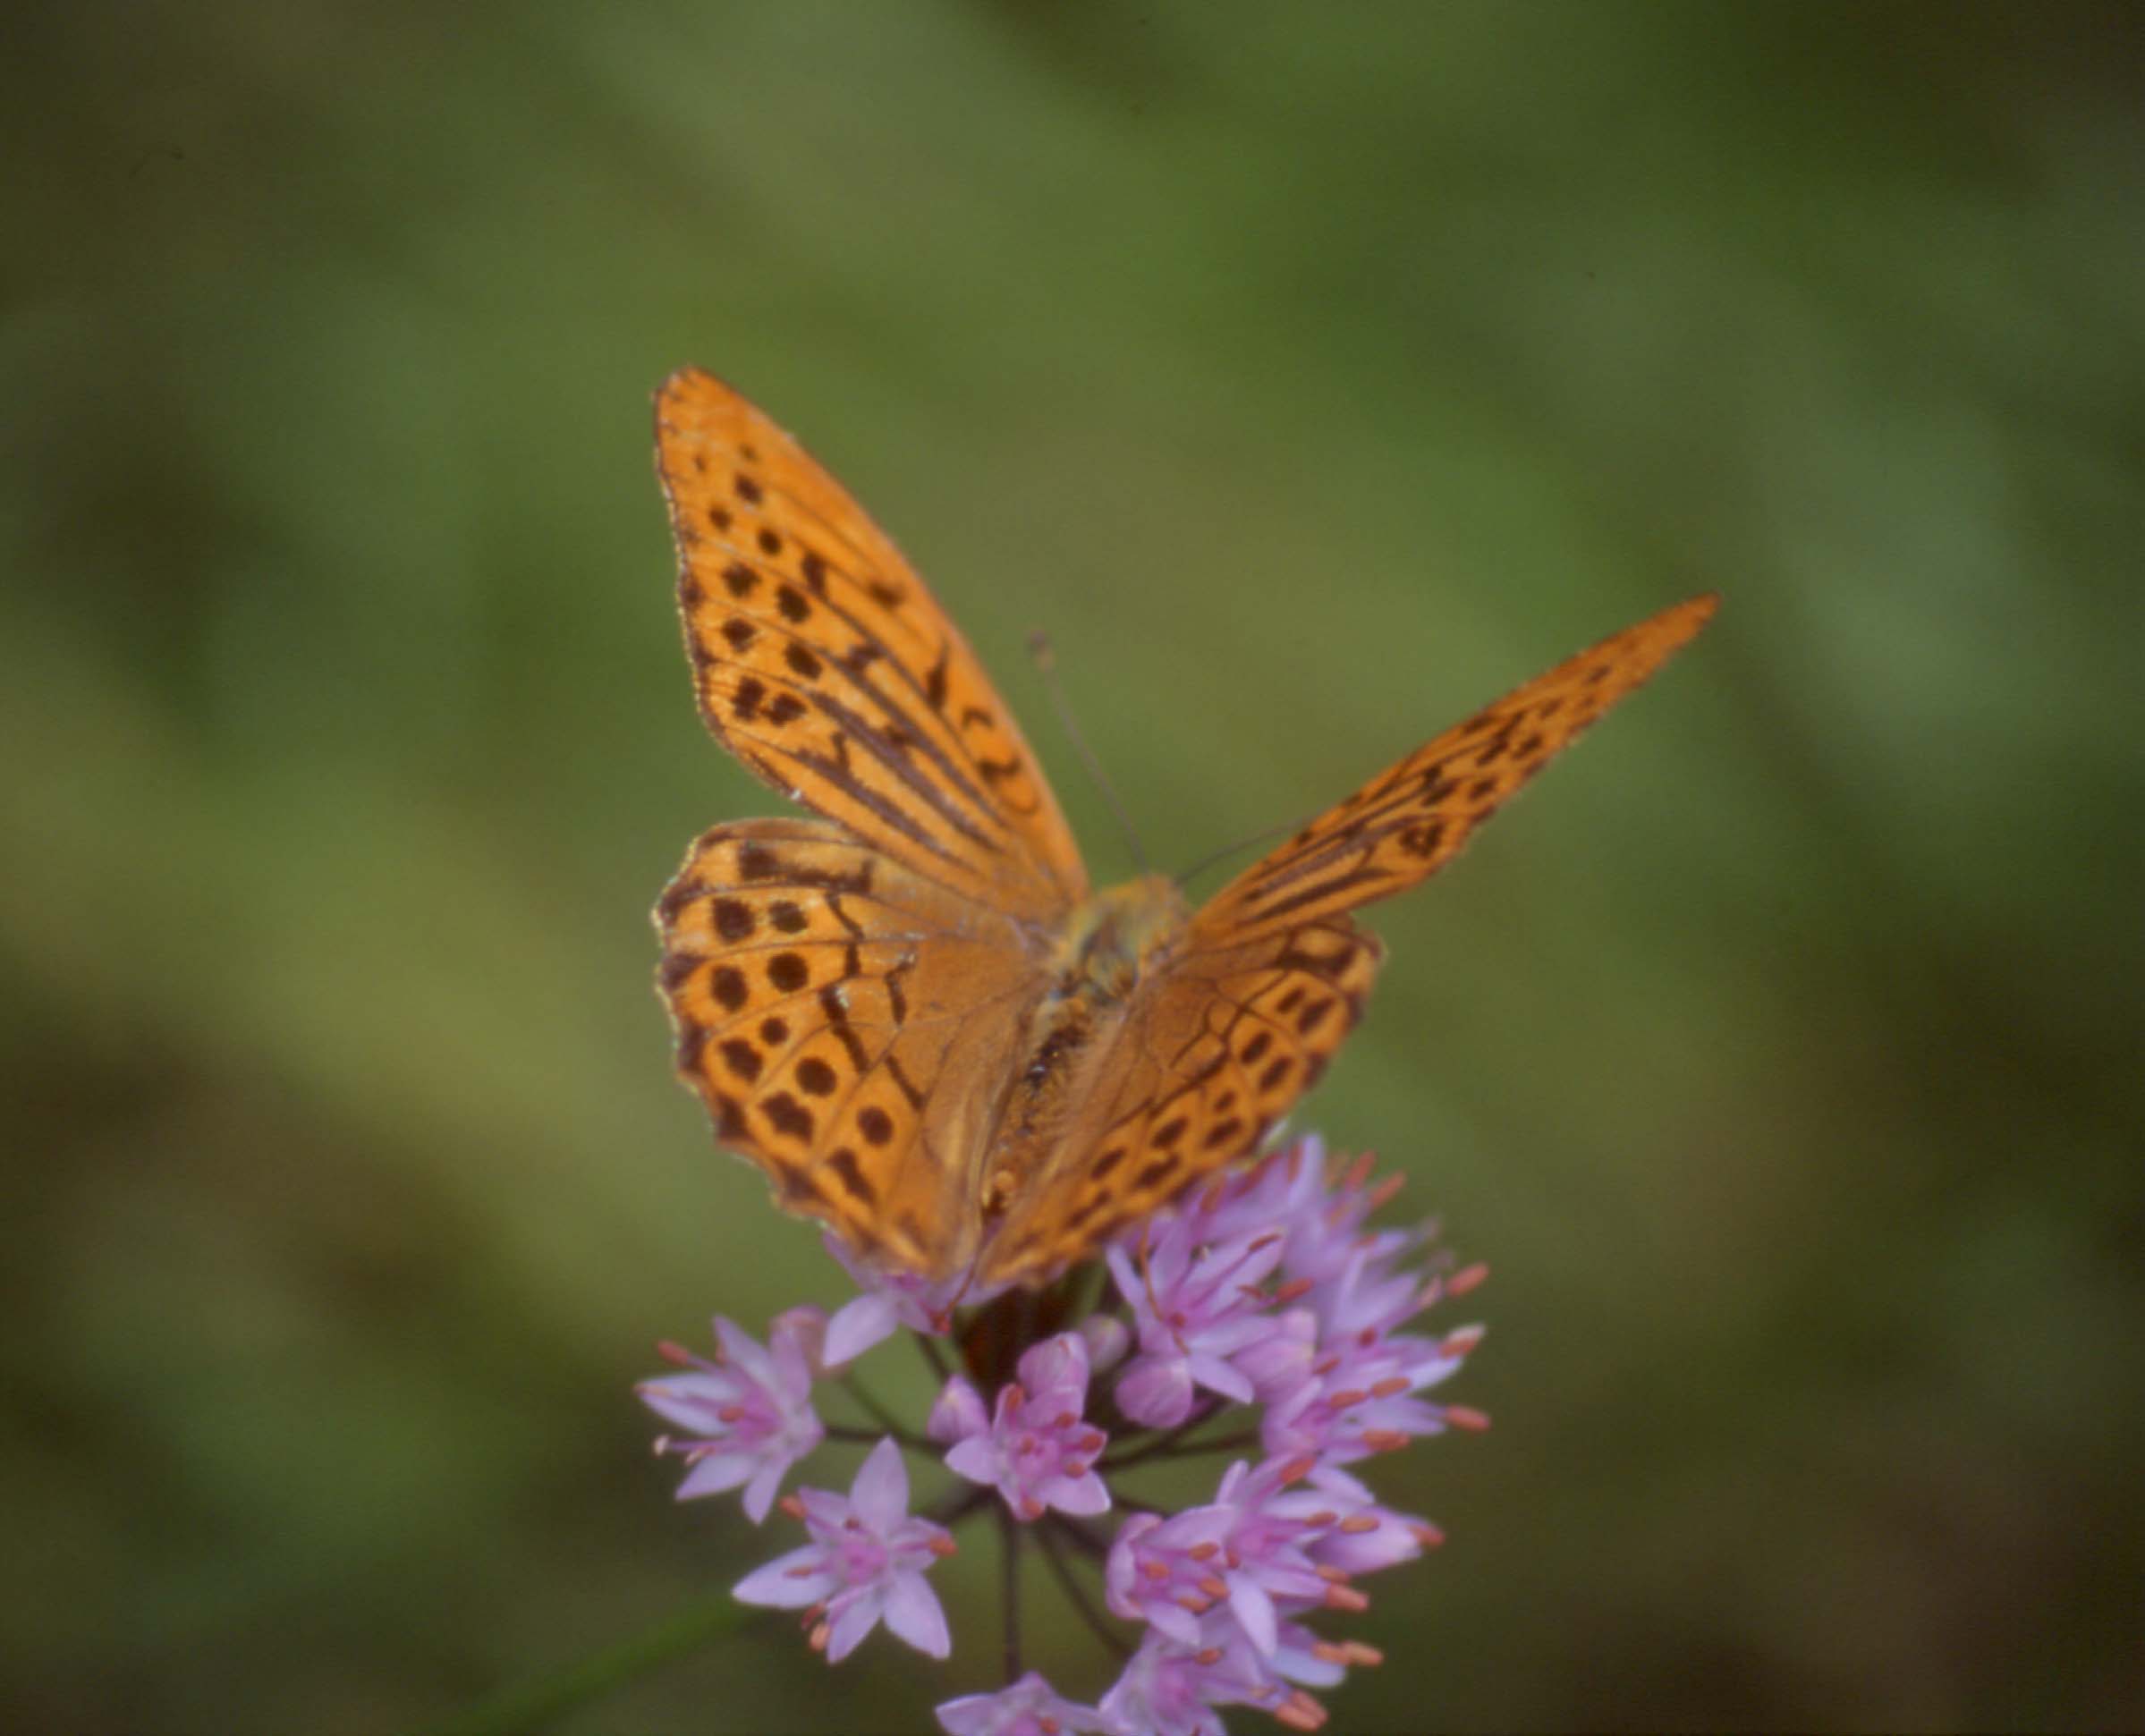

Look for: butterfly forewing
[1193,594,1718,942]
[657,817,1050,1274]
[656,369,1087,922]
[978,595,1717,1283]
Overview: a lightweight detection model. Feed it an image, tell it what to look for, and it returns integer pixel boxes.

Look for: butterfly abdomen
[984,1006,1098,1213]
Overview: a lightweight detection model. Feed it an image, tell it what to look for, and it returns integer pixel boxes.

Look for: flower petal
[1017,1331,1089,1399]
[944,1434,1001,1486]
[1081,1315,1131,1373]
[741,1456,788,1524]
[937,1672,1105,1735]
[1185,1352,1255,1407]
[769,1305,829,1386]
[733,1545,837,1609]
[849,1436,911,1529]
[637,1373,741,1430]
[1227,1576,1278,1656]
[1117,1355,1194,1428]
[1046,1470,1112,1518]
[928,1375,990,1444]
[881,1570,953,1660]
[675,1452,757,1501]
[1147,1600,1206,1648]
[823,1587,884,1662]
[712,1316,777,1388]
[823,1294,897,1368]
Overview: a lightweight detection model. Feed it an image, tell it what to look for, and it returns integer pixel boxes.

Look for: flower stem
[1093,1404,1225,1472]
[427,1594,762,1736]
[839,1374,927,1448]
[996,1504,1023,1685]
[1102,1426,1262,1471]
[1038,1520,1132,1661]
[911,1328,953,1385]
[923,1482,996,1529]
[1050,1512,1114,1561]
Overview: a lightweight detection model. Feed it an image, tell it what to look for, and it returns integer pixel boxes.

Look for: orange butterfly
[652,370,1714,1289]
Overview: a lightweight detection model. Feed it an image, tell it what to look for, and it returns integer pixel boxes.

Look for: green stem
[1050,1512,1113,1561]
[1093,1403,1222,1472]
[923,1481,996,1529]
[1038,1520,1132,1660]
[428,1593,763,1736]
[843,1374,926,1447]
[997,1503,1024,1685]
[912,1329,953,1385]
[1099,1426,1261,1471]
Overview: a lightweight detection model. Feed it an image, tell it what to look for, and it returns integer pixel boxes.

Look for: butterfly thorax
[1050,874,1190,1001]
[976,875,1190,1223]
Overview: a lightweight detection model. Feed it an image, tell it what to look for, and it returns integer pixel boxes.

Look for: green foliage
[4,3,2138,1729]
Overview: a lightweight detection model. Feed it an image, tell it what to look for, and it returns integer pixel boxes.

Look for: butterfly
[651,369,1715,1289]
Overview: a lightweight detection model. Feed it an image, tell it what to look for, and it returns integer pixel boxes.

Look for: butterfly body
[1045,874,1190,1003]
[983,874,1191,1209]
[652,369,1715,1288]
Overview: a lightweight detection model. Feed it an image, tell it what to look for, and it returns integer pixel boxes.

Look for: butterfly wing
[656,368,1088,921]
[978,916,1383,1285]
[1191,594,1717,941]
[979,594,1716,1283]
[657,817,1051,1277]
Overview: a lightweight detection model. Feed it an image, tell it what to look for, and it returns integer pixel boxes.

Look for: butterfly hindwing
[657,817,1049,1274]
[656,368,1088,923]
[979,919,1383,1285]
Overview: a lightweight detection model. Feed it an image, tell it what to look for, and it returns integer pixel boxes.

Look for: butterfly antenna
[1174,813,1314,893]
[1028,631,1149,874]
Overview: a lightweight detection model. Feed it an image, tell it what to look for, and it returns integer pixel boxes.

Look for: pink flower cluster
[635,1136,1487,1732]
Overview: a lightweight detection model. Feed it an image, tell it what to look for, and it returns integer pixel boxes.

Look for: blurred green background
[5,3,2140,1731]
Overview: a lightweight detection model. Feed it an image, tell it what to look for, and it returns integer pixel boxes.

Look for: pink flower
[1107,1218,1288,1428]
[937,1670,1106,1735]
[1105,1459,1343,1656]
[1096,1624,1269,1736]
[638,1307,827,1522]
[1190,1136,1334,1251]
[1274,1141,1420,1300]
[944,1333,1110,1521]
[733,1436,955,1662]
[927,1373,990,1444]
[820,1232,1004,1365]
[1230,1305,1318,1408]
[1299,1462,1443,1575]
[1263,1256,1485,1465]
[1098,1610,1361,1736]
[637,1132,1479,1711]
